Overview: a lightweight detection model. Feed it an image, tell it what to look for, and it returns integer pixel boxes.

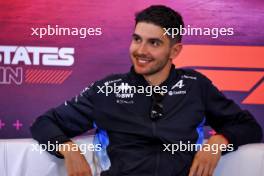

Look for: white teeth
[138,59,149,63]
[137,57,152,64]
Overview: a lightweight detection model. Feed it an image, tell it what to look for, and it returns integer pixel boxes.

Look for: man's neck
[143,64,172,86]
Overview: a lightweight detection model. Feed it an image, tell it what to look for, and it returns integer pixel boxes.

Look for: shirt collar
[128,65,177,87]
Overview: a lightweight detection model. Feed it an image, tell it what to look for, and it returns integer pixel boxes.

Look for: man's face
[129,22,172,76]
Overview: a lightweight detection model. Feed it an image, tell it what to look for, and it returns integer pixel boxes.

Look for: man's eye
[133,36,141,43]
[151,41,160,46]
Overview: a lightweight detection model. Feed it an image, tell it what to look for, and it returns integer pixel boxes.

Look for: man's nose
[137,43,148,55]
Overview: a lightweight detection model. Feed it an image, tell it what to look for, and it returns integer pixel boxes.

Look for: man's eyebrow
[132,33,141,38]
[148,38,164,44]
[132,33,164,43]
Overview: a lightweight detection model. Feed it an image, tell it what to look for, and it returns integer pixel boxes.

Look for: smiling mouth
[135,57,153,65]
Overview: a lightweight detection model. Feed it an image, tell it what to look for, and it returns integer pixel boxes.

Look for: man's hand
[59,141,92,176]
[188,135,228,176]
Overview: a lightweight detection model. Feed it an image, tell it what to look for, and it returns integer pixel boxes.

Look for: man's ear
[169,43,182,60]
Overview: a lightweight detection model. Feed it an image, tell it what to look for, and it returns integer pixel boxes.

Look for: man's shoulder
[81,73,128,95]
[175,68,209,82]
[95,72,128,86]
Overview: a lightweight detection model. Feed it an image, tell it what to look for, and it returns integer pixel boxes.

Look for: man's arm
[189,134,228,176]
[30,82,97,157]
[30,83,98,176]
[59,141,92,176]
[201,75,262,149]
[189,73,262,176]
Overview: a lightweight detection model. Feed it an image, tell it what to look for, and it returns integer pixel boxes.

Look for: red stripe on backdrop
[59,71,72,84]
[52,71,64,84]
[43,70,56,83]
[38,70,50,83]
[196,70,264,91]
[35,70,46,83]
[243,82,264,104]
[53,70,67,84]
[25,69,72,84]
[174,45,264,68]
[28,70,42,83]
[47,70,63,84]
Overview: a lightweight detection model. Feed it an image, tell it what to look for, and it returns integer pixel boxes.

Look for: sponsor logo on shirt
[104,78,122,85]
[168,90,186,96]
[115,83,134,99]
[170,80,187,96]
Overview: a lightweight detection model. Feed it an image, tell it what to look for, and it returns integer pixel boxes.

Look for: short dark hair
[135,5,184,44]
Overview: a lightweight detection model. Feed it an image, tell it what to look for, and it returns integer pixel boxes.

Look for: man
[31,5,262,176]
